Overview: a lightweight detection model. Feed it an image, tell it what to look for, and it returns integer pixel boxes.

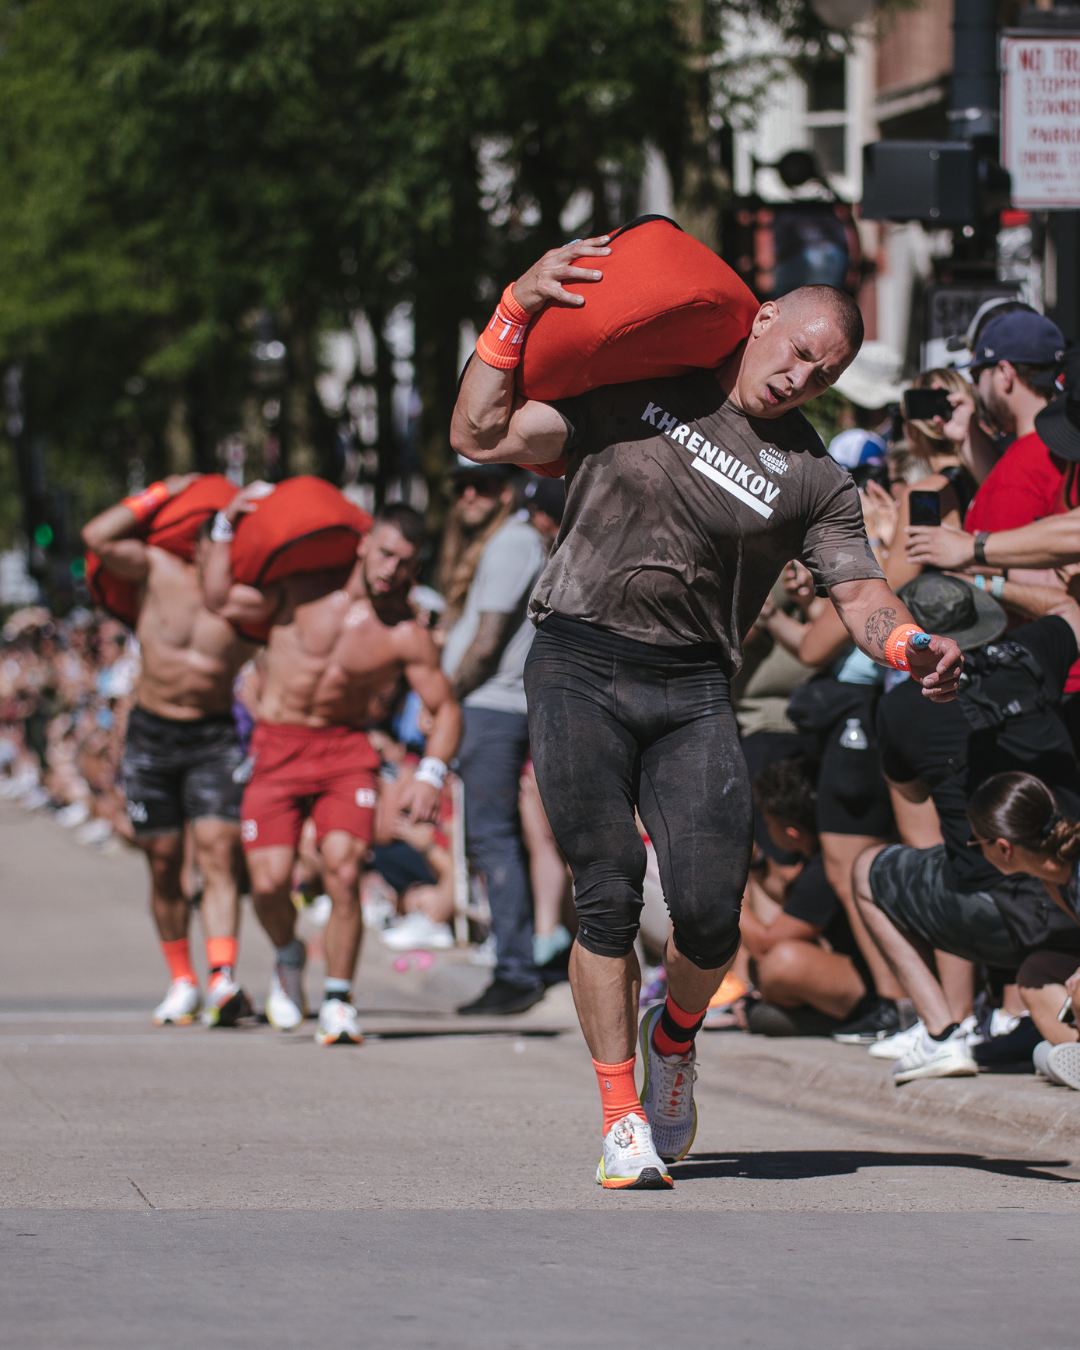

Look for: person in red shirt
[961,311,1068,534]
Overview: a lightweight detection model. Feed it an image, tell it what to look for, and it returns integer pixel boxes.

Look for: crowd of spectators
[2,297,1080,1092]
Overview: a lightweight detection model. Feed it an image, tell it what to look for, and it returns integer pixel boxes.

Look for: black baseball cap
[964,311,1065,374]
[448,454,514,486]
[1036,345,1080,464]
[523,475,565,523]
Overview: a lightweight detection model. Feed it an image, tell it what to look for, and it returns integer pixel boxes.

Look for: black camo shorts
[122,705,246,837]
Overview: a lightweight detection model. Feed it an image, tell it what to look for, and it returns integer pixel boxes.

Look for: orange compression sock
[593,1056,641,1135]
[162,938,196,984]
[652,994,707,1057]
[206,936,238,973]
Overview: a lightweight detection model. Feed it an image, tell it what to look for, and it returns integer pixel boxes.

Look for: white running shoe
[380,912,454,952]
[596,1112,673,1190]
[1045,1041,1080,1090]
[152,978,201,1027]
[893,1026,978,1084]
[266,946,307,1031]
[1033,1040,1059,1082]
[315,998,363,1046]
[868,1019,924,1060]
[638,1004,698,1162]
[201,969,253,1027]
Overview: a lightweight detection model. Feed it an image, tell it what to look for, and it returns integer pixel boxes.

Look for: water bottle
[839,717,869,751]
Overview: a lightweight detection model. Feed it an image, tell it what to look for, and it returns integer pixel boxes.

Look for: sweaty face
[735,302,856,419]
[361,524,419,598]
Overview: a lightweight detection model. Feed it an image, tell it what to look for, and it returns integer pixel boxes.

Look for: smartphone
[1058,996,1075,1027]
[902,387,953,422]
[908,489,942,528]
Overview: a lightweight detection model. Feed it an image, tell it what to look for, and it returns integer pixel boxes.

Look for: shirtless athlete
[82,476,254,1028]
[203,492,461,1045]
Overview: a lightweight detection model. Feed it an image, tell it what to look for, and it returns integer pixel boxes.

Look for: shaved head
[780,285,864,354]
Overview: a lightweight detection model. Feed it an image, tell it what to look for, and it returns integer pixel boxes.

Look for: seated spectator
[968,771,1080,1090]
[854,572,1080,1084]
[740,757,877,1038]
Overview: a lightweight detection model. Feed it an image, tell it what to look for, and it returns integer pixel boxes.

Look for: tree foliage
[0,0,876,543]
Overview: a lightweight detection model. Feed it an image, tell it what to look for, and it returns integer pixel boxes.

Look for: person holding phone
[968,770,1080,1090]
[885,369,980,592]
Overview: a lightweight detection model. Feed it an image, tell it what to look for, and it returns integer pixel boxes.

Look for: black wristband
[973,532,989,566]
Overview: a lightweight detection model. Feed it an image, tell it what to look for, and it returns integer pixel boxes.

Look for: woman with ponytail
[968,771,1080,1088]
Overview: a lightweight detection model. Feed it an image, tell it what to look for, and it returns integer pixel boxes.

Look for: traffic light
[723,200,863,299]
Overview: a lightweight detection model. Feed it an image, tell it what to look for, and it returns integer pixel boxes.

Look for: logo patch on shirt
[758,446,789,476]
[640,400,781,519]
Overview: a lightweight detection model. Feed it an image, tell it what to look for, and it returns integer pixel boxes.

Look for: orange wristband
[884,623,925,672]
[121,481,170,524]
[476,284,532,370]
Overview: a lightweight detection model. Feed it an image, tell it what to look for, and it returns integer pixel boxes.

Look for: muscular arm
[828,575,964,700]
[740,906,820,960]
[908,511,1080,571]
[404,643,462,768]
[81,473,198,580]
[450,235,609,467]
[448,610,518,700]
[201,538,280,631]
[885,772,932,806]
[450,362,570,468]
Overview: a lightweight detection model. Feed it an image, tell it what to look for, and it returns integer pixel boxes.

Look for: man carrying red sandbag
[452,231,965,1192]
[203,489,461,1046]
[82,475,255,1029]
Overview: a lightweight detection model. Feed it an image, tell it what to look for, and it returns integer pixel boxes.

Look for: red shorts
[241,721,381,852]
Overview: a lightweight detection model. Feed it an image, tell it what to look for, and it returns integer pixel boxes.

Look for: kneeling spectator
[742,758,873,1036]
[969,771,1080,1089]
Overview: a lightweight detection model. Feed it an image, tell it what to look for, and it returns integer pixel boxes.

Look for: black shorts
[123,705,245,837]
[868,844,1025,969]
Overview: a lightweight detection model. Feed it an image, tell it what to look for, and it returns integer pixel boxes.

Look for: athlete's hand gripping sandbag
[86,474,236,626]
[519,216,759,402]
[228,476,372,589]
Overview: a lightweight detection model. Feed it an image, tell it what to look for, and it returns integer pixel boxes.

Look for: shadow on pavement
[673,1150,1078,1185]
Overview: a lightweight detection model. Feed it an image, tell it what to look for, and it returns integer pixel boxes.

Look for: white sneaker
[638,1004,698,1162]
[380,912,454,952]
[596,1112,673,1190]
[266,956,307,1032]
[152,978,201,1026]
[1045,1041,1080,1090]
[56,802,89,828]
[315,998,363,1046]
[201,969,253,1027]
[1033,1040,1059,1082]
[893,1026,978,1084]
[869,1019,924,1060]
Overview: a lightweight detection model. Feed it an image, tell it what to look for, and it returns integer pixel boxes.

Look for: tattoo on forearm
[864,606,899,656]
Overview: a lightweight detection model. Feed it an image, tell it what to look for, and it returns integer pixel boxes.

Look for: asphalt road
[2,803,1077,1349]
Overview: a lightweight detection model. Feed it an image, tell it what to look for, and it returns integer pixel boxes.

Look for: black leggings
[524,616,752,969]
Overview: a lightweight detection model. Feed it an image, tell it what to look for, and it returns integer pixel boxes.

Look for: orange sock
[162,938,196,984]
[652,994,707,1057]
[593,1056,640,1134]
[206,936,238,973]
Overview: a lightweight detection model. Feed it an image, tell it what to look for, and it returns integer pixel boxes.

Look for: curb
[705,1033,1080,1158]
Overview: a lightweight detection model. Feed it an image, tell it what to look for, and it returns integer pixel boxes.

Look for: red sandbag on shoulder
[85,552,140,627]
[230,476,372,588]
[85,474,237,626]
[148,474,236,562]
[518,215,759,404]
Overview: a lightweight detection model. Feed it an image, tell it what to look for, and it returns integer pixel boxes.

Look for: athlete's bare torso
[135,549,252,720]
[257,568,426,729]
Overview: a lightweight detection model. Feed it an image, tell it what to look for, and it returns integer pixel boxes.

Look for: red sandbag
[518,215,759,403]
[230,476,371,588]
[85,474,237,625]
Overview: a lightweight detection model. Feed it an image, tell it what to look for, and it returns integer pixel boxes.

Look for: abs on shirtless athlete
[81,475,255,1029]
[203,489,461,1046]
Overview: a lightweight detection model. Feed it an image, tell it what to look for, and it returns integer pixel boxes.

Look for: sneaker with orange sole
[596,1112,673,1190]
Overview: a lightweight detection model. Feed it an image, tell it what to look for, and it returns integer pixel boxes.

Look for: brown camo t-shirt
[529,372,883,674]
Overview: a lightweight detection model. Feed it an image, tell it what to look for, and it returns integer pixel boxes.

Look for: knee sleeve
[670,893,743,971]
[571,852,646,959]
